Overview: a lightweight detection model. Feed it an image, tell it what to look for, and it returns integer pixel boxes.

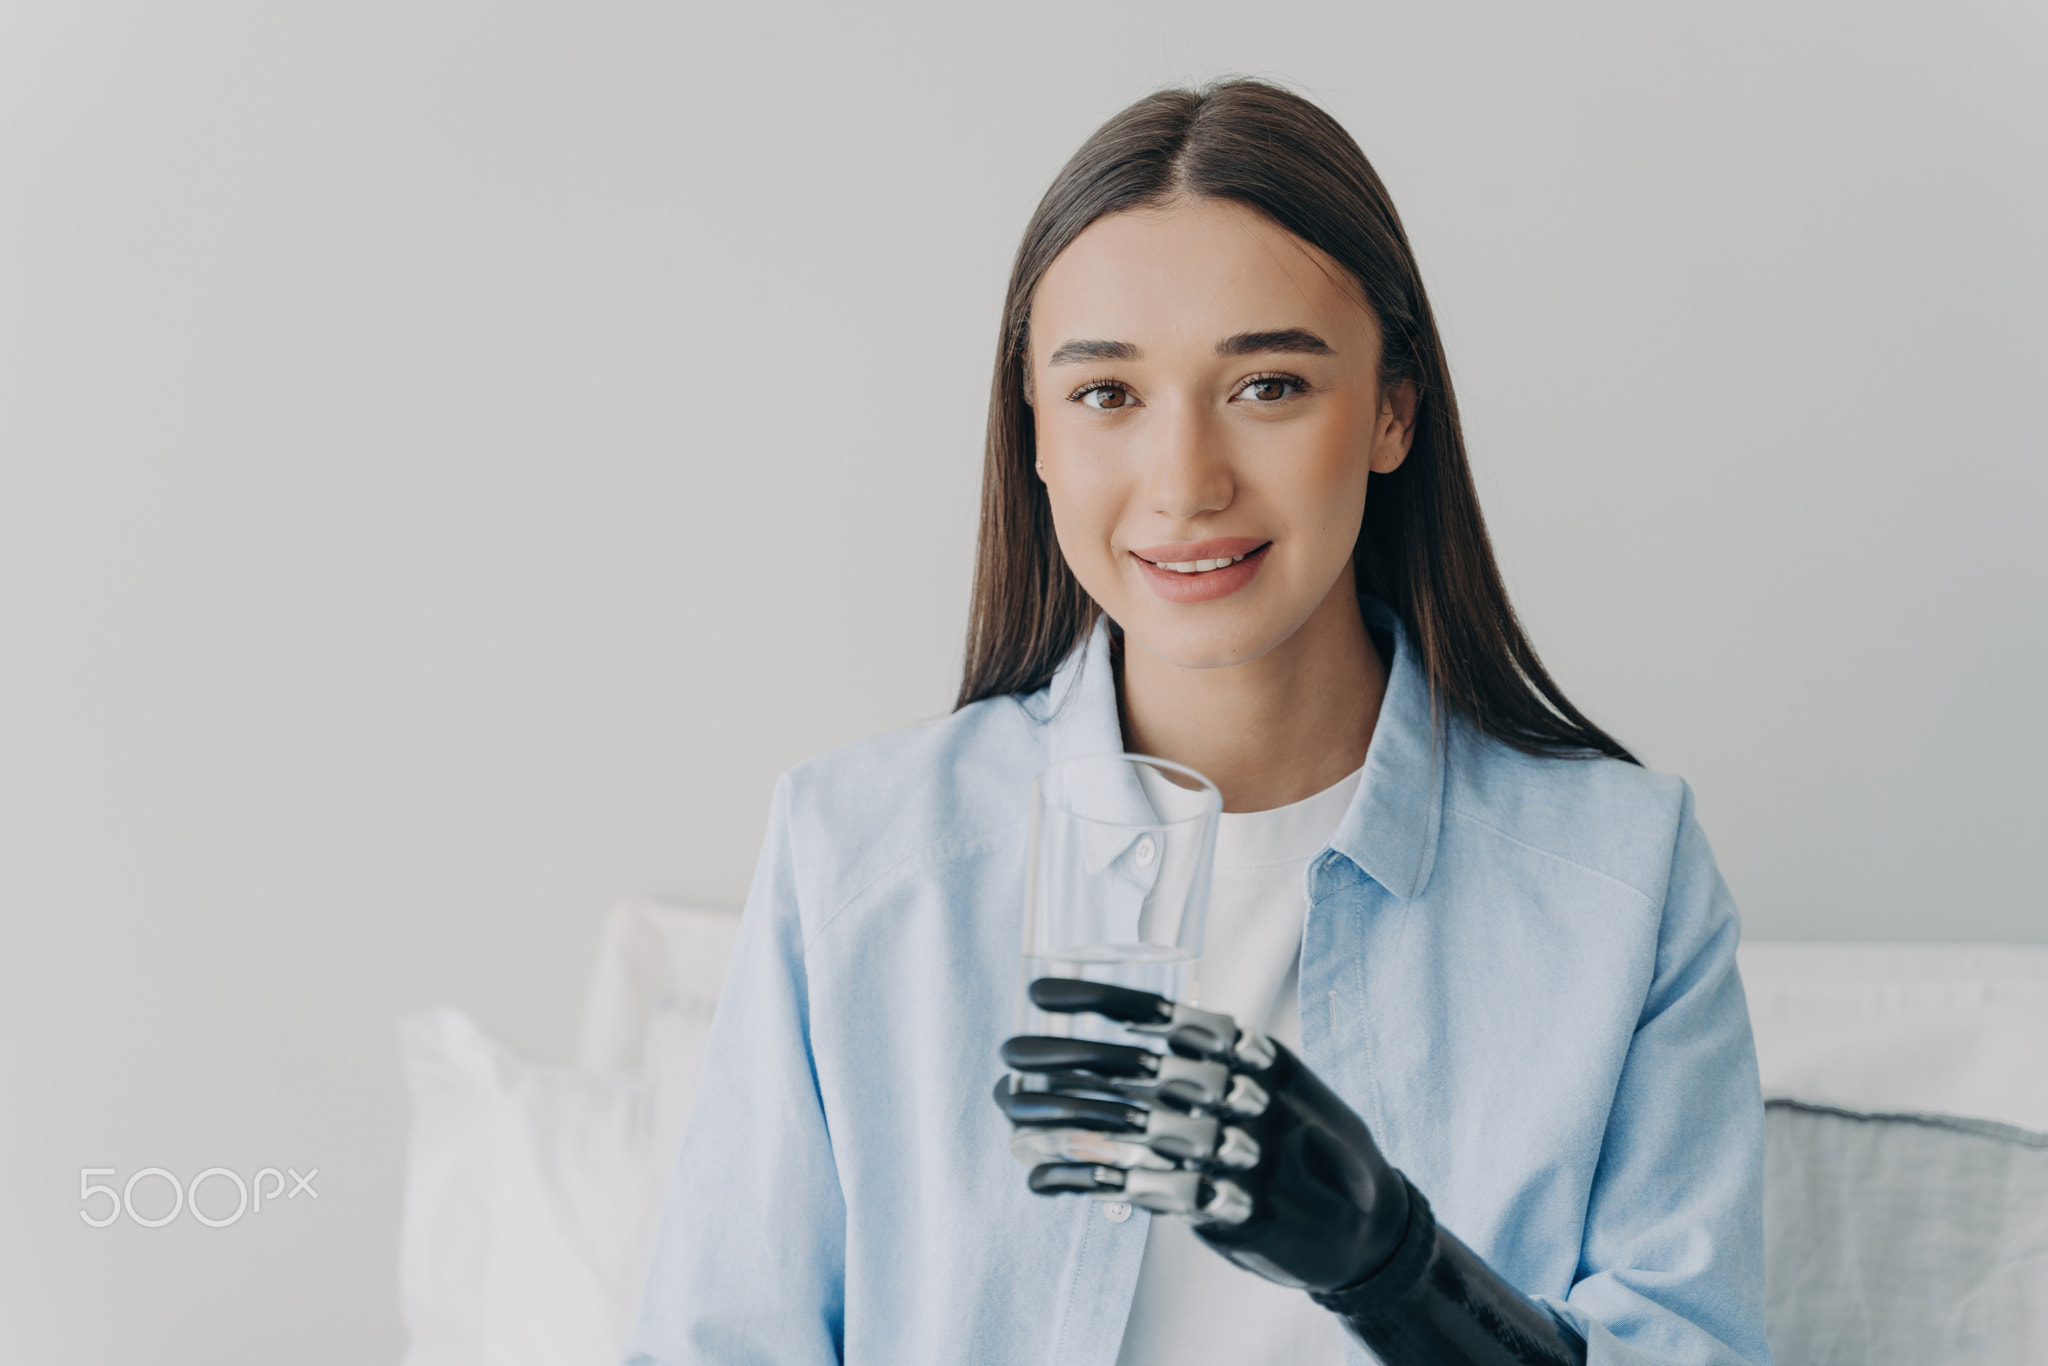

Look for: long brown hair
[956,80,1633,763]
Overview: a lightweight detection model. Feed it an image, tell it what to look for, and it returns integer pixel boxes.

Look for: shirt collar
[1038,615,1125,769]
[1034,597,1444,900]
[1333,596,1445,901]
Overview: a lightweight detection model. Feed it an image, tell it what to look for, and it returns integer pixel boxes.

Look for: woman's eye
[1076,384,1135,411]
[1238,376,1302,403]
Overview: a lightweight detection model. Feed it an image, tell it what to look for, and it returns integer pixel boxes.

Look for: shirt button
[1102,1201,1133,1223]
[1133,838,1156,867]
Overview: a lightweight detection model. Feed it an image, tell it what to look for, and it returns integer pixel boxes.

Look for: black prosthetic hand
[995,979,1587,1366]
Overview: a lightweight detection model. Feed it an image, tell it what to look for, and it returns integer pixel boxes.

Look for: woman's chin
[1116,614,1296,674]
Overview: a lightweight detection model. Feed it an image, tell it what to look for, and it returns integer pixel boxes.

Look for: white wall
[1,1,2041,1360]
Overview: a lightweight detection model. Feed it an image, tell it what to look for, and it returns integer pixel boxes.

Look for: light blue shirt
[628,601,1771,1366]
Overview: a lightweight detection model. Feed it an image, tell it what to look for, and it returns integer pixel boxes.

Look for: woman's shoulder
[1441,716,1700,908]
[784,690,1045,806]
[770,691,1047,906]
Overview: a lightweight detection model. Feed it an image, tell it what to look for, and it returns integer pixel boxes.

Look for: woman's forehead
[1032,199,1374,357]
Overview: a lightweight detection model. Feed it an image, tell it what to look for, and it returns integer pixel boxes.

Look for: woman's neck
[1116,576,1387,813]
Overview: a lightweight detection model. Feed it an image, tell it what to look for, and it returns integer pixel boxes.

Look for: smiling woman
[960,84,1632,783]
[631,80,1768,1366]
[1021,196,1424,811]
[1025,200,1396,693]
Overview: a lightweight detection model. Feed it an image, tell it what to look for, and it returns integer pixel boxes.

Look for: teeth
[1154,553,1248,574]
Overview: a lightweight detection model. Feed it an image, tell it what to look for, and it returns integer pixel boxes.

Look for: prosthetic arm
[995,979,1587,1366]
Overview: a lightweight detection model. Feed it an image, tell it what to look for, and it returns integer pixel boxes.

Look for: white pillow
[1739,942,2048,1133]
[398,901,738,1366]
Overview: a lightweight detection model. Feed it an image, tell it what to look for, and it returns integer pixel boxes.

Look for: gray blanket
[1764,1099,2048,1364]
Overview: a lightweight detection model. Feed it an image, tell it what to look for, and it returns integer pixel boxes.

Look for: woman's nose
[1140,401,1234,521]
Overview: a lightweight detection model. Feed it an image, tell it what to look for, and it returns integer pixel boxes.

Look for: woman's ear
[1368,378,1418,474]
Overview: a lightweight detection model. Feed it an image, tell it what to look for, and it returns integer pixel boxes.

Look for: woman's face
[1029,197,1414,672]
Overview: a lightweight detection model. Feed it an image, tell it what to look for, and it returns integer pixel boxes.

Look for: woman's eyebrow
[1217,328,1334,357]
[1045,331,1333,365]
[1048,339,1140,365]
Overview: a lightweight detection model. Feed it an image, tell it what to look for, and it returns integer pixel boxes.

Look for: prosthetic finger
[1008,1126,1175,1171]
[1024,978,1173,1027]
[1002,1035,1235,1109]
[1004,1037,1272,1117]
[1027,1163,1256,1224]
[992,1079,1260,1167]
[1027,977,1277,1069]
[1009,1114,1260,1171]
[992,1080,1143,1133]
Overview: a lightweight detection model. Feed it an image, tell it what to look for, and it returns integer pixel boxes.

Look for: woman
[629,81,1769,1366]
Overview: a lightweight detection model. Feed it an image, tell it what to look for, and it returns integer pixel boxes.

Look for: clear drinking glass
[1017,753,1222,1065]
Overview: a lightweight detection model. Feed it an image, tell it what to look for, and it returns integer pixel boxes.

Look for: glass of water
[1017,752,1222,1062]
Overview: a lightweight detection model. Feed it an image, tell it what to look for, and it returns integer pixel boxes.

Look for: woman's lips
[1130,541,1272,604]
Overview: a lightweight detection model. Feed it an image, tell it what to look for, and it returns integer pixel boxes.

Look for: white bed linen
[395,914,2048,1364]
[1738,942,2048,1132]
[397,901,737,1366]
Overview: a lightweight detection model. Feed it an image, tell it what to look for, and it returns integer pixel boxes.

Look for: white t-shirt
[1117,764,1364,1366]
